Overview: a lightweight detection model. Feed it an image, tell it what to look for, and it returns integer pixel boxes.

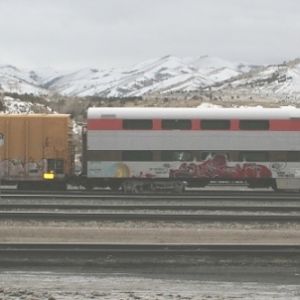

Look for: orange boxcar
[0,114,73,188]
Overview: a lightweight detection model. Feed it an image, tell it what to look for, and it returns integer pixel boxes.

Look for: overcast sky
[0,0,299,70]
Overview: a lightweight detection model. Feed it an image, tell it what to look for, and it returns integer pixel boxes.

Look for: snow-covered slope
[0,56,252,97]
[0,65,48,95]
[1,56,300,103]
[45,55,250,97]
[218,58,300,102]
[0,96,52,114]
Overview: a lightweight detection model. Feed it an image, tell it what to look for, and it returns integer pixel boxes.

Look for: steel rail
[0,188,297,196]
[1,203,300,212]
[0,193,299,202]
[0,243,300,255]
[1,211,300,222]
[0,189,269,195]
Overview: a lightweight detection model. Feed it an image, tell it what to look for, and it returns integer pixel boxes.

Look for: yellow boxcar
[0,114,73,187]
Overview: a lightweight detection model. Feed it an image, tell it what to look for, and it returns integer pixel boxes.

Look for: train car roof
[0,114,70,118]
[88,107,300,120]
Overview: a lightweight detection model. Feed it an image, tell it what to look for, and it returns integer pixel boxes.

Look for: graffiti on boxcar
[0,159,46,178]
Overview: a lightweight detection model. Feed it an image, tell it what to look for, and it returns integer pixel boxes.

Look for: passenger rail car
[85,107,300,192]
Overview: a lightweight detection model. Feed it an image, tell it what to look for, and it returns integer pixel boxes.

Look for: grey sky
[0,0,299,69]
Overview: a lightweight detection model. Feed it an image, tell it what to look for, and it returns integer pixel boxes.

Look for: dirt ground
[1,220,300,244]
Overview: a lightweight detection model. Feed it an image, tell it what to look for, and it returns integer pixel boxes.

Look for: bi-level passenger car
[84,106,300,192]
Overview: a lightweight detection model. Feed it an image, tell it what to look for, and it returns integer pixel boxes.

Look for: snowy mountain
[0,55,253,97]
[217,58,300,103]
[0,65,48,95]
[1,56,300,104]
[44,55,253,97]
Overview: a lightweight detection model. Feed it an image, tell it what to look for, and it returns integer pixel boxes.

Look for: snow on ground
[2,96,51,114]
[197,102,224,108]
[196,102,298,110]
[0,271,299,300]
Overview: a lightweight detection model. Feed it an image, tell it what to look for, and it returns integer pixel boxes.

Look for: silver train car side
[83,107,300,192]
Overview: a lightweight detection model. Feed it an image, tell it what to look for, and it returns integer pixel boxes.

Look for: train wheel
[109,183,121,191]
[174,181,186,193]
[271,180,279,192]
[84,184,94,190]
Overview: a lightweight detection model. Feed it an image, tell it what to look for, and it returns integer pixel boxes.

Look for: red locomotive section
[169,154,272,180]
[87,119,300,131]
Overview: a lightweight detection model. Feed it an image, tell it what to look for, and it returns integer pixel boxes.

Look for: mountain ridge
[0,56,300,104]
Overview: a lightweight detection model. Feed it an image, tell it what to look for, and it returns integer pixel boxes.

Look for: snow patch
[2,96,51,114]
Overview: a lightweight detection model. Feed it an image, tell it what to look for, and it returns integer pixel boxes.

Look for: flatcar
[84,106,300,192]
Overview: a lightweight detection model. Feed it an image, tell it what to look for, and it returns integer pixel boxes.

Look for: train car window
[287,151,300,162]
[162,119,191,130]
[239,120,269,130]
[161,151,193,161]
[269,151,287,162]
[199,152,230,161]
[47,159,64,174]
[199,152,210,160]
[122,151,153,161]
[239,151,269,162]
[201,120,230,130]
[123,119,153,129]
[87,150,121,161]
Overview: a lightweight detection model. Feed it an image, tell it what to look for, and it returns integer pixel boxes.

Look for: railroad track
[1,243,299,255]
[0,191,299,202]
[1,211,300,222]
[1,190,300,222]
[1,190,299,267]
[1,243,300,268]
[1,203,300,212]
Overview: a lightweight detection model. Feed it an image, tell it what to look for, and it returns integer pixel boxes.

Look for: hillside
[1,56,300,106]
[0,55,255,97]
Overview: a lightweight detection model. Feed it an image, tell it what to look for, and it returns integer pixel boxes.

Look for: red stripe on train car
[192,120,200,130]
[270,119,300,130]
[231,119,239,130]
[87,119,300,131]
[87,119,122,130]
[153,119,161,130]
